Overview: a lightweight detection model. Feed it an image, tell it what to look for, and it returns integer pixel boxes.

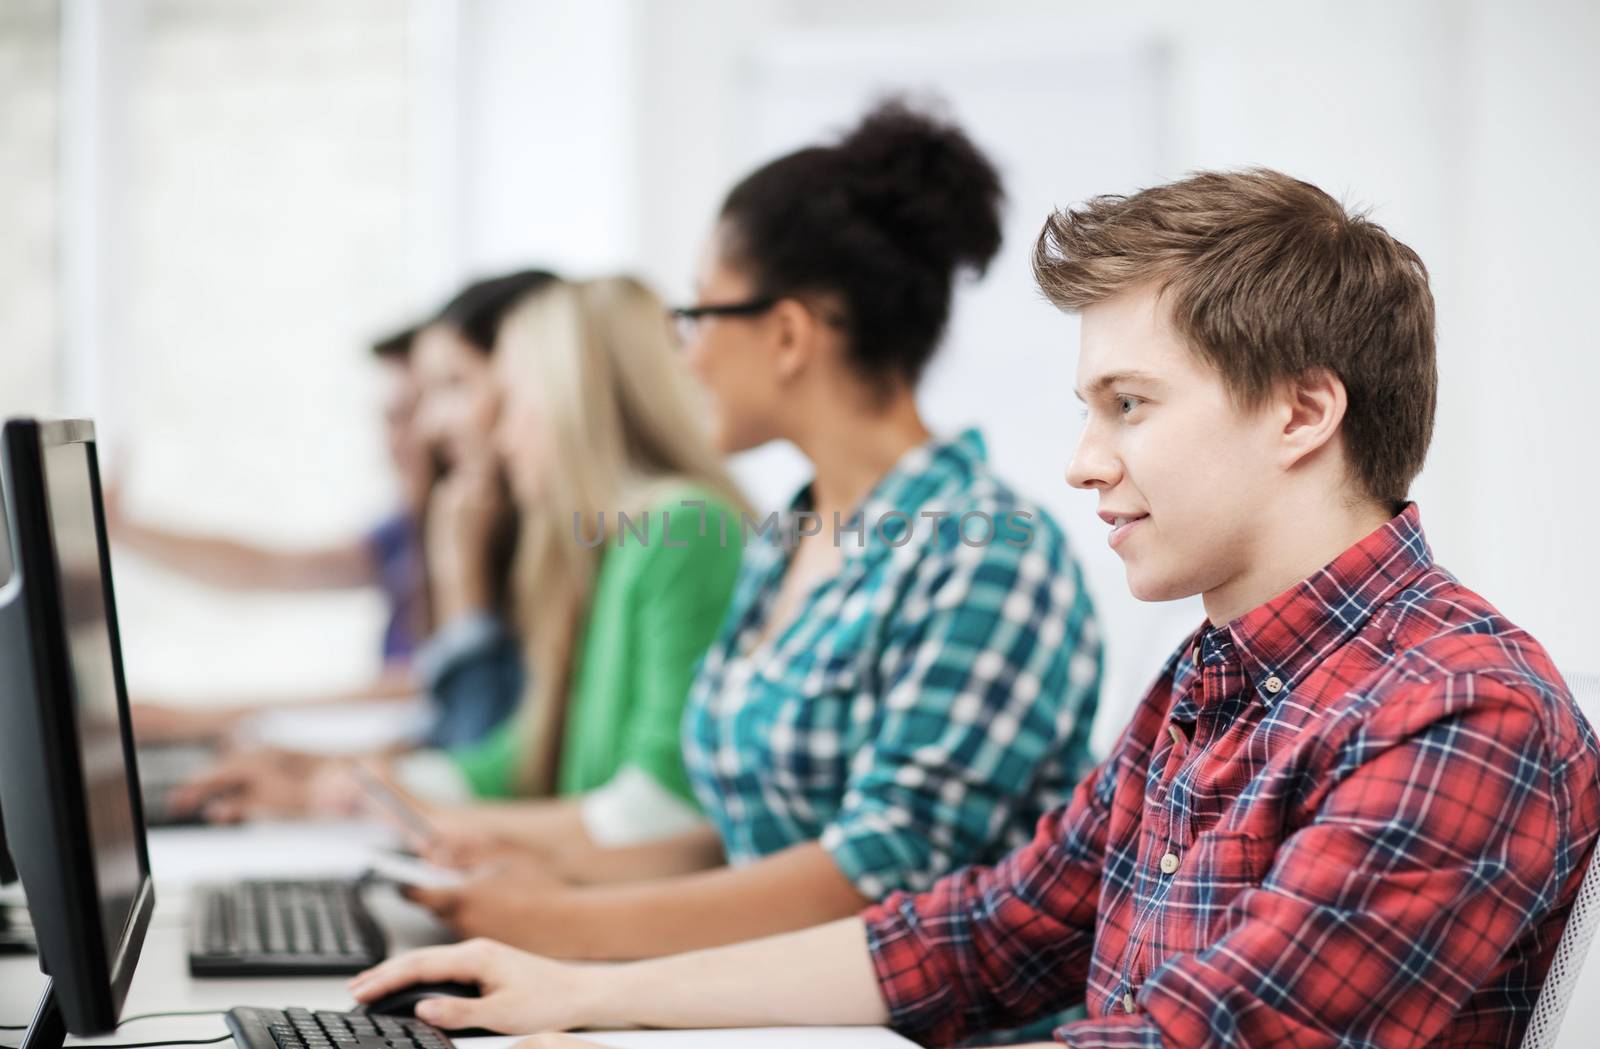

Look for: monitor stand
[17,984,65,1049]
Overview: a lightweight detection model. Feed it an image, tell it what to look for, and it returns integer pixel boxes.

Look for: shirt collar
[1223,503,1433,707]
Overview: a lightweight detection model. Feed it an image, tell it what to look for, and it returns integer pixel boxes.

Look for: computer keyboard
[191,879,387,976]
[226,1007,454,1049]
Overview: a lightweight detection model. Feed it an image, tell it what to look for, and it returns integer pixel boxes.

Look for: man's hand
[349,938,597,1034]
[360,918,889,1035]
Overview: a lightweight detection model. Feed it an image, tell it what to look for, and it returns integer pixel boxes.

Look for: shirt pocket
[1148,829,1277,967]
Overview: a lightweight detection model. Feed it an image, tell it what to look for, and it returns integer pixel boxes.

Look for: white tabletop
[0,822,911,1048]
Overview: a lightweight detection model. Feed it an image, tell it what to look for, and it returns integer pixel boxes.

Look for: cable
[0,1011,227,1044]
[116,1013,226,1029]
[75,1036,233,1049]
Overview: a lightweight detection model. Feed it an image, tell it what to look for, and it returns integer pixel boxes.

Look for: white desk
[0,822,912,1049]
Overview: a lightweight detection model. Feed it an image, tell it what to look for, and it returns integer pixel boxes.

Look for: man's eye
[1117,395,1142,415]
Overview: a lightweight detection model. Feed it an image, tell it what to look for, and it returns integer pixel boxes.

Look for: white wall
[453,0,640,279]
[30,0,1598,784]
[17,1,1598,715]
[55,0,422,699]
[67,0,1600,718]
[0,0,59,419]
[451,0,1599,736]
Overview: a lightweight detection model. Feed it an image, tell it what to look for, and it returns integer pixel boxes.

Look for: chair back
[1520,669,1600,1049]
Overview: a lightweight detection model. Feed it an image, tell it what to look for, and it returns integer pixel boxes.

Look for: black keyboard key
[227,1008,457,1049]
[190,879,386,977]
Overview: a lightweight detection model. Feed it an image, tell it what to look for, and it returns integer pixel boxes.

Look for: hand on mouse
[348,938,595,1034]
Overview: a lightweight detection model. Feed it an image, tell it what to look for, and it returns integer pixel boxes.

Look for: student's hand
[427,460,505,620]
[401,852,581,952]
[348,938,599,1034]
[414,825,527,871]
[131,701,247,743]
[305,758,379,818]
[514,1038,609,1049]
[167,747,332,822]
[333,756,441,842]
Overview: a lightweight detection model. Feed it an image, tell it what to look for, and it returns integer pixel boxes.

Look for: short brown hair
[1034,168,1436,507]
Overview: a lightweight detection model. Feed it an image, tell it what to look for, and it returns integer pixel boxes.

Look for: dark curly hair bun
[835,100,1004,278]
[720,98,1005,387]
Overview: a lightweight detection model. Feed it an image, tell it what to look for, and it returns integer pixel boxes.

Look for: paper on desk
[456,1030,913,1048]
[238,698,433,754]
[147,819,399,889]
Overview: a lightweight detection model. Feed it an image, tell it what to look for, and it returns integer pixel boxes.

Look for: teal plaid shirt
[683,429,1102,899]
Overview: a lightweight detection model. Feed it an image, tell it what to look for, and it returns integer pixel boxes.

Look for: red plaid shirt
[865,505,1600,1048]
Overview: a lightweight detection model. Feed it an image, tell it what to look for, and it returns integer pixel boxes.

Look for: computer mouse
[354,980,495,1038]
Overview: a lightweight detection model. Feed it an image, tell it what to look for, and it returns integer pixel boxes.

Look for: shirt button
[1264,675,1284,694]
[1160,852,1180,875]
[1122,992,1136,1012]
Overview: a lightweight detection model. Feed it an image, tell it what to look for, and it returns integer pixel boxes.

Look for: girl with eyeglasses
[397,100,1104,963]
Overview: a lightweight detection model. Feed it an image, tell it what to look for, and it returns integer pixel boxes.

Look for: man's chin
[1125,566,1199,604]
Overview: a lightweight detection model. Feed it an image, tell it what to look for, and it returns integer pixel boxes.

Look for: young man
[349,170,1600,1048]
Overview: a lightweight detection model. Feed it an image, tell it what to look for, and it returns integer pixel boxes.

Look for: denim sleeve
[415,612,525,750]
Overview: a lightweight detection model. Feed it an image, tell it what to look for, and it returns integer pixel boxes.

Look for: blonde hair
[494,275,747,794]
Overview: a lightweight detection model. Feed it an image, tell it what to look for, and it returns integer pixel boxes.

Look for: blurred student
[396,101,1103,960]
[398,274,748,848]
[176,277,748,855]
[115,325,432,743]
[166,269,555,811]
[352,170,1600,1049]
[409,269,560,749]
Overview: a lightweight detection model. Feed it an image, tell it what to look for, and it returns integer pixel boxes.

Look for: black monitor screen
[41,441,142,959]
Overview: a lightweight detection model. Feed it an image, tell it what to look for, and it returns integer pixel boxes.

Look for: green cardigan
[449,489,742,803]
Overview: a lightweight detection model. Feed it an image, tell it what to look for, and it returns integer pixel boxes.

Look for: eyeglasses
[668,297,778,343]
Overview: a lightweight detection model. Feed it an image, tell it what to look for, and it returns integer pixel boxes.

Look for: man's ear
[767,298,819,383]
[1279,367,1348,469]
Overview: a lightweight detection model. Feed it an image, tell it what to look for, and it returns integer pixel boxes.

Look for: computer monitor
[0,487,31,954]
[0,803,38,956]
[0,447,18,890]
[0,418,155,1048]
